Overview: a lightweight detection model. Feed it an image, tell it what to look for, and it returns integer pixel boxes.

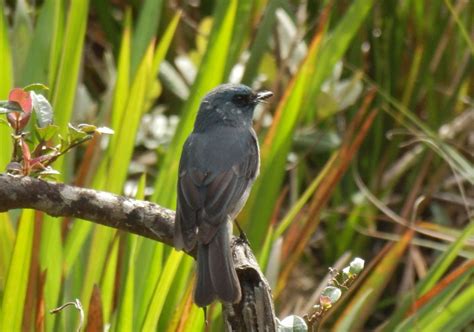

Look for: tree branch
[0,173,277,331]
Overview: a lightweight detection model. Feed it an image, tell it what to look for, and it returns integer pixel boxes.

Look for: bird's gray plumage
[174,83,271,307]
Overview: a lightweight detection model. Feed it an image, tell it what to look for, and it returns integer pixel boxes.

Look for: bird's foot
[237,231,250,246]
[233,219,251,246]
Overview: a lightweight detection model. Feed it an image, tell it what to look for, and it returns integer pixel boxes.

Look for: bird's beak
[254,90,273,103]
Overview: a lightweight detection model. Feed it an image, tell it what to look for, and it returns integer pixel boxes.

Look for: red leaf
[9,88,32,113]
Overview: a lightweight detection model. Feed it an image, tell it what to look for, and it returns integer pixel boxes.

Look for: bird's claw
[238,231,250,246]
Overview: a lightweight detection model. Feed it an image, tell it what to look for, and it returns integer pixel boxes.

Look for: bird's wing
[175,130,259,250]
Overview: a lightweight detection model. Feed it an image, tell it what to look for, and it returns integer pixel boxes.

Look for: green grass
[0,0,472,331]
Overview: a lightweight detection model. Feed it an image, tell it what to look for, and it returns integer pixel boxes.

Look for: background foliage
[0,0,473,330]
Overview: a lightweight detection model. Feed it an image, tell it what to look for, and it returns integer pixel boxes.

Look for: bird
[174,83,273,307]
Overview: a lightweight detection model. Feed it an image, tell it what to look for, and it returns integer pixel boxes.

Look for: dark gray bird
[174,83,273,307]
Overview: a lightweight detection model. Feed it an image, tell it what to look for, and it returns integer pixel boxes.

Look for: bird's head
[194,84,273,132]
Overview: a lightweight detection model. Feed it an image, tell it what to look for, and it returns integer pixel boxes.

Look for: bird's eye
[233,94,248,105]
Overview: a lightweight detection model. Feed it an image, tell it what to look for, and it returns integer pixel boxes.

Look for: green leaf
[31,91,53,127]
[67,124,90,144]
[23,83,49,92]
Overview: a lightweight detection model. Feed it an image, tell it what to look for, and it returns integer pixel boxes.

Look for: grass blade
[423,283,474,331]
[152,0,238,207]
[0,3,13,170]
[51,0,90,132]
[382,218,474,331]
[141,250,184,331]
[333,230,414,331]
[130,0,163,76]
[245,0,375,246]
[0,213,14,289]
[0,209,35,331]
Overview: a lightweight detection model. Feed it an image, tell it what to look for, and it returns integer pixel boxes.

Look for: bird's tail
[194,222,241,307]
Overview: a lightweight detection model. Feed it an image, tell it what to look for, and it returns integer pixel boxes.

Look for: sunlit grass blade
[38,3,89,328]
[107,44,152,191]
[130,0,163,76]
[241,0,279,84]
[382,218,474,331]
[19,0,60,85]
[100,236,119,324]
[153,0,238,208]
[395,260,474,331]
[51,0,89,132]
[306,0,376,105]
[40,215,63,332]
[224,0,254,76]
[115,174,145,331]
[332,290,373,332]
[46,0,64,89]
[80,45,152,313]
[258,153,337,269]
[141,250,184,331]
[417,219,474,294]
[245,0,375,246]
[0,213,14,289]
[0,3,13,170]
[62,169,106,277]
[149,12,181,90]
[63,14,178,326]
[0,4,13,97]
[422,283,474,331]
[116,234,138,331]
[243,19,325,245]
[443,0,474,55]
[175,304,205,332]
[61,10,132,277]
[166,283,196,332]
[135,242,164,326]
[332,230,414,331]
[0,209,35,331]
[80,9,177,316]
[110,9,131,136]
[10,0,33,83]
[277,105,378,293]
[275,153,338,239]
[157,256,194,330]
